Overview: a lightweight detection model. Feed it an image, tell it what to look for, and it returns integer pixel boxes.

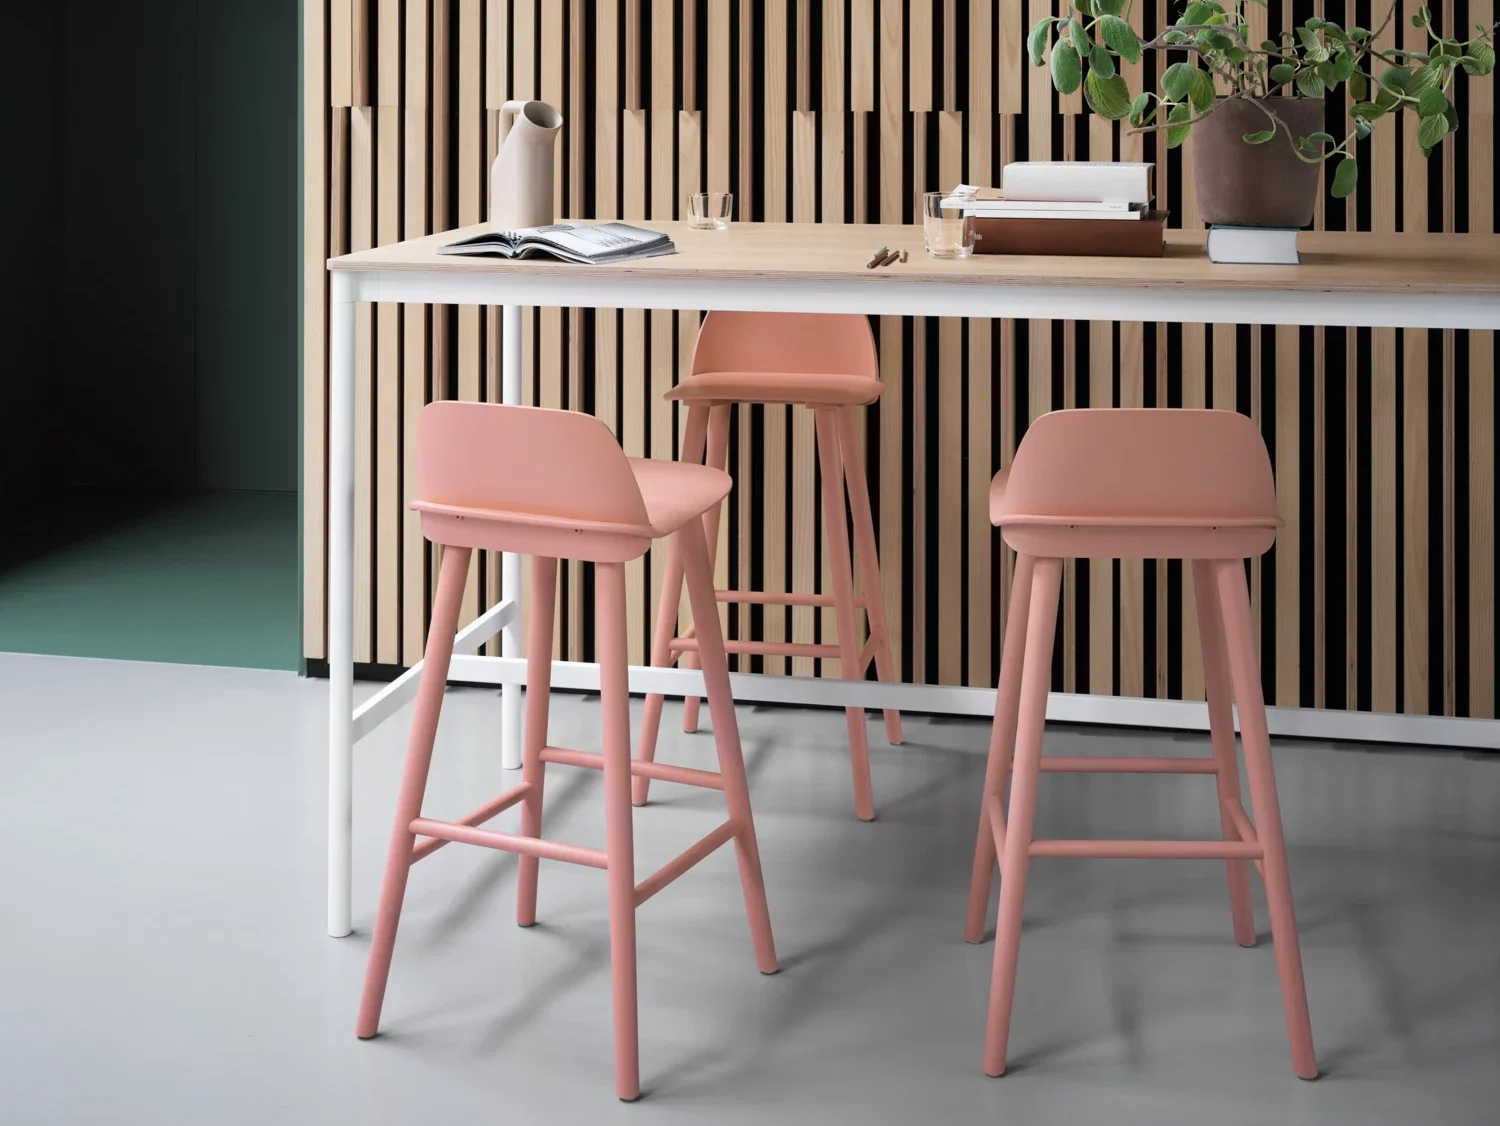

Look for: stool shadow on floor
[475,926,612,1055]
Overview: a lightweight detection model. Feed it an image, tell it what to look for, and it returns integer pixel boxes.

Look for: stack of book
[945,162,1166,257]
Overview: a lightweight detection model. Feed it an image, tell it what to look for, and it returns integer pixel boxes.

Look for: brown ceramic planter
[1191,97,1325,228]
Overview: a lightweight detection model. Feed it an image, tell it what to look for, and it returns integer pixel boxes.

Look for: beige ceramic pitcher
[490,100,563,231]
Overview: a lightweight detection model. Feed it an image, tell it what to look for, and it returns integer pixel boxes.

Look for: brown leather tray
[972,211,1168,257]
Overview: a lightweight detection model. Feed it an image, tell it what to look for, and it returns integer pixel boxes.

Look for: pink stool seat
[626,457,734,535]
[359,403,777,1102]
[967,408,1317,1082]
[666,369,885,406]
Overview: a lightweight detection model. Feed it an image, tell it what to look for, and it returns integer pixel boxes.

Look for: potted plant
[1027,1,1496,228]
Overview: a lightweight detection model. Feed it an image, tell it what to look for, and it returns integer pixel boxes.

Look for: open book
[440,222,675,264]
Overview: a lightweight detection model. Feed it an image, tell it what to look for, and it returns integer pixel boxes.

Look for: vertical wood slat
[350,105,374,664]
[967,0,993,690]
[375,0,402,665]
[1471,0,1496,718]
[1371,22,1399,712]
[937,111,963,687]
[1402,6,1430,715]
[402,0,430,667]
[305,0,1498,733]
[304,0,330,660]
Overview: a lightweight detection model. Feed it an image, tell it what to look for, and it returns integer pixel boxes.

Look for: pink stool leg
[680,405,731,735]
[983,556,1061,1077]
[635,405,710,805]
[965,553,1036,944]
[597,560,642,1101]
[679,517,779,972]
[357,545,472,1039]
[816,410,875,822]
[1214,560,1318,1080]
[838,407,903,745]
[516,556,559,927]
[1191,558,1257,948]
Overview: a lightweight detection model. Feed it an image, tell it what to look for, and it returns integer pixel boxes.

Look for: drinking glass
[687,192,734,230]
[921,191,977,259]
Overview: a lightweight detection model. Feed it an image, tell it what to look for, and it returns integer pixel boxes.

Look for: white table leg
[327,272,357,938]
[501,304,524,770]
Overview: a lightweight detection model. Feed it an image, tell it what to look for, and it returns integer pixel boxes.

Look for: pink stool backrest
[1001,409,1277,526]
[414,401,653,561]
[689,311,878,378]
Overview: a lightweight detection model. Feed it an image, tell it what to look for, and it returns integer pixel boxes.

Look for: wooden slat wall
[304,1,1499,722]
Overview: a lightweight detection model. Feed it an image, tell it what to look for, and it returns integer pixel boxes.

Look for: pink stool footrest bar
[410,817,609,869]
[1037,755,1219,774]
[634,819,743,907]
[1027,839,1264,860]
[539,745,727,791]
[410,782,534,863]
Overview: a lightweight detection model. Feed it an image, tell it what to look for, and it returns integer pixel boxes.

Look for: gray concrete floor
[2,652,1498,1125]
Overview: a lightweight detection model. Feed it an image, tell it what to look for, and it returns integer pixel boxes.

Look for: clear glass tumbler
[686,192,734,230]
[921,191,976,259]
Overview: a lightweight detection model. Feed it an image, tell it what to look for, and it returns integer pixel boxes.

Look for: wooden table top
[330,221,1500,297]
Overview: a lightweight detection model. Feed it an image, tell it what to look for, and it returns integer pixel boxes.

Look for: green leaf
[1350,100,1385,120]
[1084,70,1134,119]
[1295,69,1325,98]
[1305,16,1326,30]
[1417,87,1449,118]
[1379,67,1411,90]
[1331,157,1359,198]
[1374,85,1401,110]
[1198,28,1235,52]
[1095,0,1127,14]
[1165,103,1194,149]
[1190,68,1217,113]
[1090,43,1116,79]
[1296,27,1329,62]
[1027,19,1054,67]
[1406,64,1441,96]
[1127,91,1151,126]
[1242,128,1277,144]
[1301,131,1335,148]
[1051,41,1083,94]
[1349,26,1369,40]
[1349,71,1367,100]
[1180,2,1213,27]
[1162,61,1199,102]
[1353,116,1372,139]
[1331,52,1356,84]
[1069,18,1091,57]
[1260,39,1279,52]
[1462,43,1496,77]
[1270,62,1296,84]
[1417,112,1449,152]
[1099,14,1141,64]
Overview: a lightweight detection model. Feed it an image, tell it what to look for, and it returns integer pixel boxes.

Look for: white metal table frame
[324,264,1500,937]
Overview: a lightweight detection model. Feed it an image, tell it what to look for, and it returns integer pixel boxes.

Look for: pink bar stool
[356,402,777,1103]
[965,408,1316,1080]
[636,311,903,822]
